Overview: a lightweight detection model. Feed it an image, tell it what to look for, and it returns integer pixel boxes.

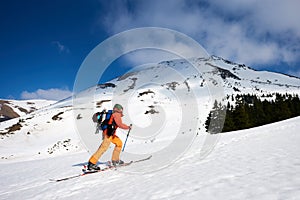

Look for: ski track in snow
[1,117,300,200]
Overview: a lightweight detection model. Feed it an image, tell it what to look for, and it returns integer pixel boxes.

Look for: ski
[49,155,152,182]
[82,160,133,173]
[133,155,152,163]
[49,162,131,182]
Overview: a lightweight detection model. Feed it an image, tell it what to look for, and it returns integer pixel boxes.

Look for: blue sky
[1,0,299,100]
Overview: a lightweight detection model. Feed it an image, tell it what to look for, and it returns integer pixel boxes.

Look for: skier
[87,104,131,170]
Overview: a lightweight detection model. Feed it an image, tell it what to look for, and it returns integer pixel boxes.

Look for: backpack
[92,110,116,136]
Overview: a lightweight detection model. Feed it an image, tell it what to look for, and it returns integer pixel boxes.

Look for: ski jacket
[104,112,130,136]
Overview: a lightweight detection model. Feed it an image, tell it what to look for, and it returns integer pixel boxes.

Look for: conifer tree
[206,93,300,133]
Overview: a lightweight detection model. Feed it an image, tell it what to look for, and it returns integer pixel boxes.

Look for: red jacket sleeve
[113,113,130,130]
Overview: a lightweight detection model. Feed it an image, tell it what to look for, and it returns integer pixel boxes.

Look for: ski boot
[112,160,124,167]
[87,162,100,171]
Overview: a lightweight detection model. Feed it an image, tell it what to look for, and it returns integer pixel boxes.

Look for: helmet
[113,104,123,111]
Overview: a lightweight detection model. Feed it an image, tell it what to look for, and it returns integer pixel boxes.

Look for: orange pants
[89,135,123,164]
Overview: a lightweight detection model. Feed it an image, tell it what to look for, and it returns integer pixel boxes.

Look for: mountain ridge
[1,56,300,161]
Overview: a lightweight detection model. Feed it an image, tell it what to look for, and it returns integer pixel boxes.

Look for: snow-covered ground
[0,99,56,117]
[0,116,299,200]
[1,56,300,161]
[1,56,300,199]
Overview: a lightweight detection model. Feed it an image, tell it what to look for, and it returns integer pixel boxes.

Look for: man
[87,104,131,170]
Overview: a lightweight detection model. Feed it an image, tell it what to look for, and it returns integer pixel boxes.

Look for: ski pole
[122,124,132,152]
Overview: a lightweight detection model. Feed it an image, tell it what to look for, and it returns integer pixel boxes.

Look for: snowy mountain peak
[1,56,300,162]
[1,55,300,199]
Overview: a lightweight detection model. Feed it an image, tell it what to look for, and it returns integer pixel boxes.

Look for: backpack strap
[105,110,117,136]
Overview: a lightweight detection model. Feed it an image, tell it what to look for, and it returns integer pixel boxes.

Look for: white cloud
[98,0,300,69]
[116,28,209,65]
[52,41,70,54]
[21,88,72,101]
[208,0,300,65]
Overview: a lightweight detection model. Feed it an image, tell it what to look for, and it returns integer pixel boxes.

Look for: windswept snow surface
[0,117,299,200]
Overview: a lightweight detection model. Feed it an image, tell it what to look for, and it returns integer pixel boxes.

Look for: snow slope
[0,56,300,199]
[1,56,300,161]
[0,99,55,122]
[0,116,299,200]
